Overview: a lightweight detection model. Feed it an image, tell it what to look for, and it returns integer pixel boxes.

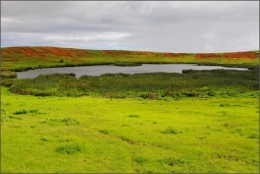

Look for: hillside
[1,46,259,71]
[1,47,259,173]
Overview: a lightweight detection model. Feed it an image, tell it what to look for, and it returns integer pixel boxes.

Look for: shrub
[223,123,229,127]
[182,69,194,74]
[29,109,39,113]
[162,91,182,98]
[128,114,140,118]
[140,93,159,99]
[133,156,147,164]
[99,129,109,134]
[207,91,215,96]
[8,115,22,120]
[64,73,76,77]
[163,157,185,166]
[13,109,28,115]
[41,137,49,142]
[248,133,258,139]
[55,143,83,154]
[220,103,230,107]
[1,71,17,78]
[61,118,79,126]
[1,79,14,87]
[161,127,179,134]
[181,91,200,97]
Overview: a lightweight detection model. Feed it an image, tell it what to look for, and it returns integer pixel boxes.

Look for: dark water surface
[17,64,248,79]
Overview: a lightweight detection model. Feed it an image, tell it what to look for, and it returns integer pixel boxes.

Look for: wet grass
[6,69,259,99]
[0,71,17,78]
[1,86,258,173]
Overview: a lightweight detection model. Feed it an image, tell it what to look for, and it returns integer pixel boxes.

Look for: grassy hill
[1,46,259,71]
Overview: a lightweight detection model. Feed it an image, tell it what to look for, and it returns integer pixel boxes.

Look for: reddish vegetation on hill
[164,53,193,57]
[1,46,258,72]
[195,52,259,60]
[195,54,221,59]
[103,51,193,57]
[2,46,259,60]
[223,52,259,59]
[102,50,132,55]
[2,46,91,57]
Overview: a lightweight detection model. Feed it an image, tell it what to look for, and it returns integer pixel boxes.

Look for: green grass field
[1,87,259,173]
[1,46,259,173]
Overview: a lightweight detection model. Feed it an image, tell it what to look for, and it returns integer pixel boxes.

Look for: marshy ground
[1,46,259,173]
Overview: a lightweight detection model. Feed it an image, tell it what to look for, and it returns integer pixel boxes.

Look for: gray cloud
[1,1,259,53]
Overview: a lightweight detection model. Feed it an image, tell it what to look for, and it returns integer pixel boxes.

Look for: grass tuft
[128,115,140,118]
[55,143,83,155]
[13,109,28,115]
[161,127,180,135]
[162,157,185,166]
[133,156,147,164]
[61,118,79,126]
[247,133,258,139]
[99,129,109,134]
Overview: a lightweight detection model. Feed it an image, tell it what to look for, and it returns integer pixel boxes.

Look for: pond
[17,64,249,79]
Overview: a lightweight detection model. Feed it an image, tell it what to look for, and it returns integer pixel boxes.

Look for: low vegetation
[4,69,258,100]
[1,47,259,71]
[1,86,258,173]
[0,46,259,173]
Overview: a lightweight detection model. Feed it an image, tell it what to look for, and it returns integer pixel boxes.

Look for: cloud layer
[1,1,259,53]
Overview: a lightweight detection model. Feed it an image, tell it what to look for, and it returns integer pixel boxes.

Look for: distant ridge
[1,46,258,71]
[1,46,259,57]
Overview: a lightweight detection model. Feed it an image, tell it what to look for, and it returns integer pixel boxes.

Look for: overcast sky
[1,1,259,53]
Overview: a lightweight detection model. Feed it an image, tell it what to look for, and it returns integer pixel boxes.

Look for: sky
[1,1,259,53]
